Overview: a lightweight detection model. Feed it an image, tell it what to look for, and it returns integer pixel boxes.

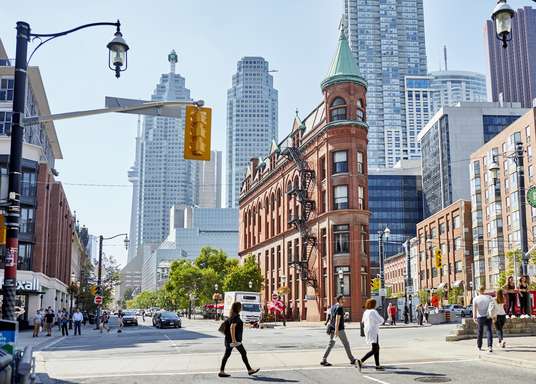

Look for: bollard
[15,345,33,384]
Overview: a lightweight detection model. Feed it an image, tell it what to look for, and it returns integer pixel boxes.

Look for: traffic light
[184,105,212,161]
[89,285,97,295]
[0,214,6,246]
[371,277,380,291]
[435,248,442,269]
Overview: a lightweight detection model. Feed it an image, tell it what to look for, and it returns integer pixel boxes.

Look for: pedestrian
[356,298,385,372]
[44,308,55,337]
[388,303,397,325]
[494,289,507,348]
[118,309,124,333]
[32,310,42,337]
[519,276,530,318]
[141,309,146,323]
[473,286,494,352]
[416,304,424,326]
[73,308,83,336]
[403,304,409,324]
[424,305,430,324]
[218,302,259,378]
[100,311,110,333]
[504,276,517,318]
[61,310,69,336]
[320,294,356,367]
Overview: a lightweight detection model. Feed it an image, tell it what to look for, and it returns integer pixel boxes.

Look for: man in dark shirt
[321,295,356,366]
[44,308,55,337]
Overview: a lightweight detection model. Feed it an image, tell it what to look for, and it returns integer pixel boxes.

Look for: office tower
[127,117,142,263]
[486,6,536,108]
[197,150,222,208]
[429,70,487,112]
[226,57,278,207]
[138,50,196,245]
[404,76,434,160]
[417,102,527,216]
[344,0,427,168]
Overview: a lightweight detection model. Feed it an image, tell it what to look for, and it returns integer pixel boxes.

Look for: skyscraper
[485,6,536,108]
[429,70,487,112]
[137,51,196,245]
[344,0,427,168]
[404,76,434,160]
[127,117,142,263]
[226,57,278,207]
[197,150,222,208]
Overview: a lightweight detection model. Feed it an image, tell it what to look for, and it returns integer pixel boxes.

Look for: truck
[223,291,262,324]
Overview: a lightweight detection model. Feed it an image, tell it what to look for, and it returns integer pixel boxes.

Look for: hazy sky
[0,0,530,266]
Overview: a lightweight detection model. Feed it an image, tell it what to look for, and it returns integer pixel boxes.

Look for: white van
[224,291,262,324]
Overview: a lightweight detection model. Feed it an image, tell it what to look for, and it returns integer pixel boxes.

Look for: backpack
[488,299,498,319]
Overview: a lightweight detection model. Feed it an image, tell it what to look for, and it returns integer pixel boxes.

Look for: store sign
[0,278,40,292]
[0,320,18,355]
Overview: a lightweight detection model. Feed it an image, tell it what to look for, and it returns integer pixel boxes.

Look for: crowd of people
[31,307,87,337]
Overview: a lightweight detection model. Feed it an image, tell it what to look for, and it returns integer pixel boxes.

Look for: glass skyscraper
[429,70,487,112]
[226,57,278,207]
[344,0,427,168]
[135,51,197,246]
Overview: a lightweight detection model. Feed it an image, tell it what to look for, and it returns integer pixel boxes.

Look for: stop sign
[94,295,103,305]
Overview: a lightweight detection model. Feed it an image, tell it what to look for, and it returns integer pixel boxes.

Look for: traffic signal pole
[95,235,103,329]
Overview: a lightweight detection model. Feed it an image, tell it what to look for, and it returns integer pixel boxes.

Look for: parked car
[443,304,464,317]
[122,311,138,326]
[153,311,182,329]
[461,305,472,318]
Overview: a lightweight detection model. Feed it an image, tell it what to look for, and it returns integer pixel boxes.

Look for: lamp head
[107,23,129,78]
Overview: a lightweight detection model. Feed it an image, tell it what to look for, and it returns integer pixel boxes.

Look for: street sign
[527,186,536,208]
[406,286,414,295]
[378,288,387,297]
[94,295,103,305]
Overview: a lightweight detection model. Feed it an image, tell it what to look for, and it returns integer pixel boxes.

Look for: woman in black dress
[519,276,530,318]
[219,302,260,378]
[504,276,517,318]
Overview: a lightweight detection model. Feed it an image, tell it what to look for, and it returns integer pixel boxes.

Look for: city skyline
[0,0,530,266]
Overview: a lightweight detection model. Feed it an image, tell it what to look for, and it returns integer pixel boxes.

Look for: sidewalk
[15,323,96,351]
[273,321,433,330]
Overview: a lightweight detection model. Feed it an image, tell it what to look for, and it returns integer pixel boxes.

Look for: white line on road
[55,358,477,380]
[363,375,391,384]
[40,336,66,351]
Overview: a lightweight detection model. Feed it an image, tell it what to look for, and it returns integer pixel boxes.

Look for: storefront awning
[452,280,464,288]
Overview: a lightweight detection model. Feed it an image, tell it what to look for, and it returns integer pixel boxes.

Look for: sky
[0,0,530,266]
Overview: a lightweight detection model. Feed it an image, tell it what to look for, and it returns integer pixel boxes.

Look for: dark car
[154,311,181,329]
[121,311,138,326]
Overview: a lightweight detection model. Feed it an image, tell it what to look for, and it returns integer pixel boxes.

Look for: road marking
[55,358,475,380]
[40,336,66,351]
[363,375,391,384]
[164,334,179,350]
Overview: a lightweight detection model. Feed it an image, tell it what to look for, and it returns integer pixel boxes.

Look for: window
[356,99,365,121]
[358,186,364,209]
[330,97,347,121]
[335,267,350,296]
[319,156,326,180]
[454,237,462,251]
[332,151,348,174]
[18,243,32,270]
[20,207,34,234]
[357,151,364,174]
[321,190,327,213]
[321,228,327,257]
[0,78,14,101]
[333,185,348,210]
[453,216,461,229]
[287,241,293,264]
[333,224,350,254]
[455,261,463,273]
[0,111,12,135]
[439,222,446,234]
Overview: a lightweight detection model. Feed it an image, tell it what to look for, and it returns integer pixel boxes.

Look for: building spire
[168,49,178,74]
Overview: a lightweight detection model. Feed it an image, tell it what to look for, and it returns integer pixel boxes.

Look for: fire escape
[282,145,317,288]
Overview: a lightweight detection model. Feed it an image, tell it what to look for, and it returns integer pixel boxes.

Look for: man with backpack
[320,295,356,366]
[473,286,494,352]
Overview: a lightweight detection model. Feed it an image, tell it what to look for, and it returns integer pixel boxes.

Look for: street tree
[223,255,262,292]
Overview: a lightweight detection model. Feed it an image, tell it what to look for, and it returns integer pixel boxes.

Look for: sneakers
[248,368,260,376]
[320,361,333,367]
[502,341,506,348]
[375,366,385,371]
[218,372,230,378]
[488,347,493,353]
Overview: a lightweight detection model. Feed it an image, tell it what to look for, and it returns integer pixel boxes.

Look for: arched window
[330,97,347,122]
[356,99,365,121]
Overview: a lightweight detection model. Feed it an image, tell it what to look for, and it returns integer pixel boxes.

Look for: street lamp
[377,226,390,321]
[491,0,515,48]
[1,20,129,321]
[95,233,129,329]
[337,269,344,296]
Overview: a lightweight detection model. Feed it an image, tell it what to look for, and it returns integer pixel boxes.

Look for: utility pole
[404,238,413,322]
[515,142,530,275]
[95,235,104,329]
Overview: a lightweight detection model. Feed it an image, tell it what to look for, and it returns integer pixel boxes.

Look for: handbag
[218,320,227,335]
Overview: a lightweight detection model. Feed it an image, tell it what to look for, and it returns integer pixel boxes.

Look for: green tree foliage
[223,255,262,292]
[497,249,522,288]
[418,289,430,305]
[127,291,158,309]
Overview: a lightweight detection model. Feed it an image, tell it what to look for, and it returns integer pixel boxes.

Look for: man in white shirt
[73,308,84,336]
[473,286,493,352]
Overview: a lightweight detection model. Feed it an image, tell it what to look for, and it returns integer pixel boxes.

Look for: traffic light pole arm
[102,233,128,241]
[23,99,205,124]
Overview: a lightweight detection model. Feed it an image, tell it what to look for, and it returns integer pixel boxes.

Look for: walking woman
[494,289,507,348]
[219,302,259,378]
[519,276,531,318]
[416,304,424,326]
[357,299,385,372]
[504,276,517,318]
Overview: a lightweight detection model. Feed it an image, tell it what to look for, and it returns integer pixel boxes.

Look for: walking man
[320,295,356,366]
[473,286,493,352]
[73,308,83,336]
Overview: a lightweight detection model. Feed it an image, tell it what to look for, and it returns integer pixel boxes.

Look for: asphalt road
[34,317,536,384]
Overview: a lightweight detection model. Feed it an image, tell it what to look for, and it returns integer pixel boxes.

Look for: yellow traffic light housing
[0,214,6,245]
[184,105,212,161]
[434,248,442,270]
[371,277,380,291]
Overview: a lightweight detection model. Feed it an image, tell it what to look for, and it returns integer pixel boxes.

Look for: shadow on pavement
[42,326,217,352]
[36,373,78,384]
[378,367,448,377]
[231,376,300,383]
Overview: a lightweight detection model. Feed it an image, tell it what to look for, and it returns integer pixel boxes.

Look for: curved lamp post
[1,20,129,321]
[492,0,515,48]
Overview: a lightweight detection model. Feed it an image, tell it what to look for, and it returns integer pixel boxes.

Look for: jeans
[74,321,81,335]
[61,323,69,336]
[520,293,530,316]
[495,315,506,342]
[507,293,516,316]
[322,329,355,363]
[220,343,252,372]
[477,317,493,349]
[361,342,380,367]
